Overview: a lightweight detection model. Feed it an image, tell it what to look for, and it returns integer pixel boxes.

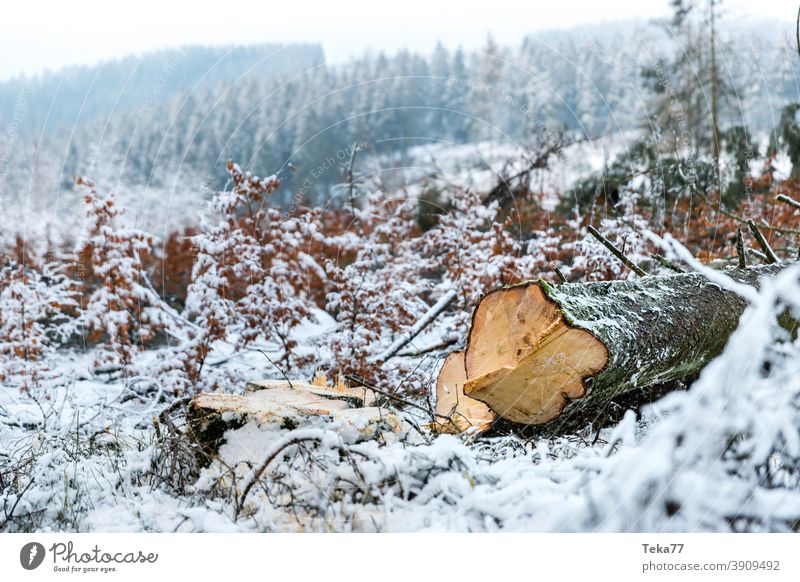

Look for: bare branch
[255,349,293,388]
[587,225,647,276]
[650,253,685,273]
[747,220,779,264]
[373,289,458,362]
[777,193,800,210]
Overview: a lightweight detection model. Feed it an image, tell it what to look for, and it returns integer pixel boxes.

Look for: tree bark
[460,263,790,430]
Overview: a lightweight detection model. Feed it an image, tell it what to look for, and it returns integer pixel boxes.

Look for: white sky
[0,0,793,81]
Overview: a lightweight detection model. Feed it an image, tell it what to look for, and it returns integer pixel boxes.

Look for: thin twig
[587,225,647,276]
[4,477,36,525]
[345,374,449,425]
[650,253,685,273]
[735,227,747,269]
[255,350,293,388]
[554,267,568,283]
[237,433,323,517]
[747,248,768,262]
[396,337,458,358]
[713,200,800,235]
[747,220,779,264]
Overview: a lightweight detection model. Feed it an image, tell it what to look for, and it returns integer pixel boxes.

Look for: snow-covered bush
[321,188,432,391]
[74,178,169,371]
[177,161,324,386]
[422,189,537,337]
[0,261,77,391]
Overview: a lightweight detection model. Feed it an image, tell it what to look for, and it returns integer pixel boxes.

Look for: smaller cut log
[188,381,408,459]
[434,351,496,433]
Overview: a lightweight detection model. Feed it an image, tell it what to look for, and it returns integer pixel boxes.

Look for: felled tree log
[461,263,789,427]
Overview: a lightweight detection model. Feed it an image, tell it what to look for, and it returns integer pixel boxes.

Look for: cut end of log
[434,351,496,433]
[463,282,608,425]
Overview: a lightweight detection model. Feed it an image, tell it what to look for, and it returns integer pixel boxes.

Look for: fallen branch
[777,193,800,210]
[651,253,685,273]
[747,220,779,264]
[373,289,458,362]
[587,225,647,277]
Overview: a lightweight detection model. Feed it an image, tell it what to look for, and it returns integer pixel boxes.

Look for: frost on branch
[570,191,651,281]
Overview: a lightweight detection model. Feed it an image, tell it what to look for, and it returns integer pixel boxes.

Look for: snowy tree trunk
[461,263,791,430]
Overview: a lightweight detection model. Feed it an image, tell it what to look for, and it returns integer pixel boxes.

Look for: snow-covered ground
[3,249,799,532]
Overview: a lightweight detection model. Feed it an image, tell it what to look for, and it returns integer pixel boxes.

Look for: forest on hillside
[2,2,800,533]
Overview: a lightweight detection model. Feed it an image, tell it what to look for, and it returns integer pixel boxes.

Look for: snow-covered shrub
[74,178,169,371]
[0,261,77,391]
[320,188,432,391]
[422,189,537,337]
[177,161,323,386]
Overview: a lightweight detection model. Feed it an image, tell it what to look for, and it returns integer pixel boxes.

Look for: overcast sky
[0,0,793,81]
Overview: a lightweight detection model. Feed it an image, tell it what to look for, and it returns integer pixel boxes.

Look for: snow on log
[459,263,789,427]
[434,351,496,433]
